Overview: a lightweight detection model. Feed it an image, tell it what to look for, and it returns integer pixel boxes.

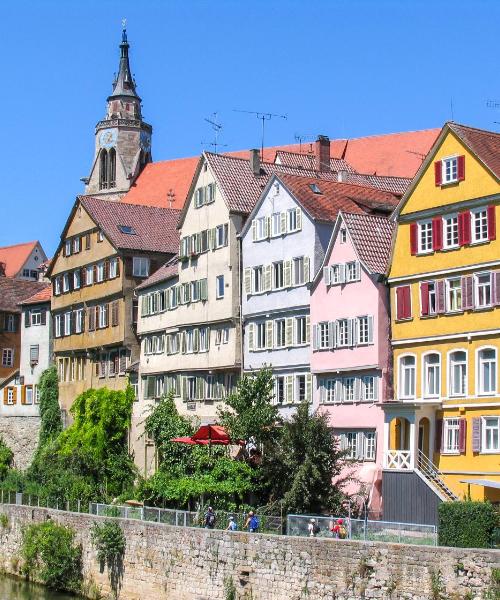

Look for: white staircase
[415,449,459,502]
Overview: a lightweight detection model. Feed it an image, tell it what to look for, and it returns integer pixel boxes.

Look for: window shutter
[81,308,86,332]
[244,268,252,295]
[356,432,365,460]
[104,259,109,280]
[264,265,272,291]
[372,376,379,400]
[141,295,148,316]
[348,318,355,347]
[312,324,318,350]
[193,328,199,353]
[296,208,302,230]
[461,275,474,310]
[435,419,443,453]
[285,318,293,347]
[266,321,273,349]
[488,205,496,241]
[265,216,271,238]
[21,385,26,405]
[420,282,429,316]
[472,418,481,453]
[284,260,292,287]
[410,223,418,255]
[25,310,31,328]
[280,211,287,234]
[200,278,208,301]
[248,323,254,351]
[354,378,362,401]
[286,375,294,404]
[434,161,442,186]
[111,301,119,327]
[12,388,17,405]
[327,321,335,349]
[305,373,312,402]
[436,280,446,314]
[323,266,331,286]
[494,271,500,305]
[304,256,310,283]
[319,381,325,403]
[396,285,411,320]
[41,309,46,326]
[432,217,443,251]
[457,155,465,181]
[305,316,310,344]
[3,388,7,405]
[458,211,471,246]
[252,220,257,242]
[339,264,345,284]
[459,418,467,453]
[367,315,374,344]
[124,257,133,277]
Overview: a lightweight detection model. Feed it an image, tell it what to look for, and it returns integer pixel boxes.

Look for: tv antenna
[294,133,316,153]
[406,149,426,163]
[203,113,225,154]
[234,110,287,158]
[486,100,500,109]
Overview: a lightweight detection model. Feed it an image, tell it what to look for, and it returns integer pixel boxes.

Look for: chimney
[250,149,261,176]
[315,135,330,172]
[337,170,349,183]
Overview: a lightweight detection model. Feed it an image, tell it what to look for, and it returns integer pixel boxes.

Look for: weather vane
[122,17,127,31]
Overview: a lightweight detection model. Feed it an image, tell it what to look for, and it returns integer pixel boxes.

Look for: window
[64,311,72,335]
[343,377,355,401]
[30,310,41,326]
[55,314,62,338]
[421,281,437,316]
[418,220,433,253]
[63,273,70,293]
[357,316,372,345]
[95,261,104,283]
[482,417,500,453]
[215,224,228,248]
[293,257,305,285]
[273,261,284,289]
[75,309,84,333]
[323,379,336,403]
[133,257,150,278]
[363,376,376,401]
[185,330,194,353]
[256,323,266,350]
[340,228,347,243]
[2,349,13,367]
[253,266,263,293]
[222,328,229,344]
[86,265,94,285]
[443,214,459,249]
[6,315,15,332]
[364,432,376,460]
[471,208,488,243]
[29,345,39,365]
[442,157,458,184]
[297,375,307,402]
[449,351,467,397]
[344,432,358,460]
[98,304,108,329]
[330,264,344,285]
[275,319,286,348]
[216,275,225,299]
[475,273,492,308]
[25,386,33,405]
[287,208,299,232]
[54,277,61,295]
[271,213,282,236]
[443,418,460,453]
[73,237,80,253]
[256,217,267,240]
[447,278,462,312]
[336,319,349,347]
[423,353,440,398]
[109,258,118,278]
[399,355,416,399]
[478,348,496,395]
[345,261,360,282]
[73,269,81,290]
[275,376,285,404]
[65,240,72,256]
[295,316,307,345]
[319,322,330,349]
[199,327,209,352]
[191,280,200,302]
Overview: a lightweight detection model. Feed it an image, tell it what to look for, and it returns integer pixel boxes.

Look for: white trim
[397,353,417,401]
[481,415,500,454]
[475,345,498,397]
[444,402,500,408]
[388,258,500,283]
[391,328,500,346]
[311,364,380,375]
[447,347,468,399]
[421,351,441,400]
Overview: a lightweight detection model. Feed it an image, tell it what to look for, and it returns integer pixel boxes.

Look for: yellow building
[383,123,500,523]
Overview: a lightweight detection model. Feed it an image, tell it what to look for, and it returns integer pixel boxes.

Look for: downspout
[237,231,244,380]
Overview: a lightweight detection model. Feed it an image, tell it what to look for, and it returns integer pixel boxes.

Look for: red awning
[170,425,232,446]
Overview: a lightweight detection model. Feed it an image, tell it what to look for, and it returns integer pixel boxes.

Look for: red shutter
[494,271,500,305]
[472,418,481,453]
[435,419,443,453]
[457,155,465,181]
[436,280,446,314]
[396,285,411,320]
[458,418,467,453]
[432,217,443,251]
[420,282,429,316]
[434,161,442,186]
[487,205,496,241]
[459,211,471,246]
[410,223,418,255]
[461,276,474,310]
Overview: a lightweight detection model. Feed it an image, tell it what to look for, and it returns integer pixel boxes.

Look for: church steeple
[84,23,152,201]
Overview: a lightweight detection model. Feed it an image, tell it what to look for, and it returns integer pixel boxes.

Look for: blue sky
[1,0,499,255]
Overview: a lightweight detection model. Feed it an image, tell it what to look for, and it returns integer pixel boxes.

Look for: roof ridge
[448,121,500,138]
[0,240,38,250]
[278,173,397,198]
[344,127,440,142]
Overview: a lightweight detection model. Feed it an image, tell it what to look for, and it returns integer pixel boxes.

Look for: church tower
[84,25,152,200]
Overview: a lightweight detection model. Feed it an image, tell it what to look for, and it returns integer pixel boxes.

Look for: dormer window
[340,228,347,244]
[118,225,136,235]
[435,155,465,186]
[309,183,321,194]
[443,157,458,183]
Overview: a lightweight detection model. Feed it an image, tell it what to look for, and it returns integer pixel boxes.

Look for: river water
[0,575,79,599]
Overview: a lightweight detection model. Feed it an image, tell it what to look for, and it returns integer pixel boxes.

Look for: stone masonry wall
[0,505,498,600]
[0,416,40,470]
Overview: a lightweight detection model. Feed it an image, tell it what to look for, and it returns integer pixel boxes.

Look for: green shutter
[264,264,272,291]
[305,373,312,403]
[280,211,287,234]
[285,318,294,347]
[248,323,254,351]
[304,256,310,283]
[296,208,302,230]
[266,320,273,349]
[286,375,294,404]
[284,260,292,287]
[200,278,208,301]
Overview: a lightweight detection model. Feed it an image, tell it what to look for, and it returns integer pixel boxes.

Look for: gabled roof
[80,197,180,254]
[341,173,411,196]
[136,257,179,291]
[19,286,52,306]
[0,241,41,277]
[0,278,49,313]
[274,150,356,173]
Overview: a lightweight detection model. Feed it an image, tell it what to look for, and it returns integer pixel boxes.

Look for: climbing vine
[91,520,126,598]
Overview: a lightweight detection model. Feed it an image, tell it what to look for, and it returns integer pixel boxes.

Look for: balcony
[384,450,412,470]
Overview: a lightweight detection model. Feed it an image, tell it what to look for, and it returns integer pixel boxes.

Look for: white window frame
[446,277,462,313]
[319,322,329,349]
[357,316,370,345]
[442,214,459,249]
[185,330,194,354]
[295,316,307,346]
[253,266,263,293]
[256,217,267,241]
[1,349,13,367]
[398,354,416,400]
[296,374,307,403]
[273,261,284,290]
[474,272,492,309]
[442,156,458,184]
[199,327,209,352]
[345,261,360,282]
[476,346,497,396]
[75,308,84,334]
[256,322,266,350]
[340,228,347,244]
[336,319,349,348]
[216,275,225,299]
[418,220,433,254]
[109,257,118,278]
[54,277,61,295]
[275,376,286,405]
[98,304,107,329]
[422,352,441,399]
[448,349,468,398]
[96,261,105,283]
[25,385,34,405]
[222,327,229,344]
[482,416,500,454]
[471,207,488,244]
[64,311,72,336]
[293,256,305,286]
[275,319,286,348]
[65,240,72,256]
[133,257,150,278]
[30,309,42,326]
[62,273,70,293]
[271,212,281,237]
[287,208,298,232]
[443,418,460,454]
[86,265,94,285]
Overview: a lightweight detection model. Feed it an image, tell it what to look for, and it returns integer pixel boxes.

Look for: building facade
[310,212,394,512]
[0,241,47,280]
[47,197,179,414]
[385,123,500,520]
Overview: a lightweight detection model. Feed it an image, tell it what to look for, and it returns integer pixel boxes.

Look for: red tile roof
[278,175,399,223]
[274,150,356,173]
[341,212,396,274]
[0,278,50,312]
[448,123,500,179]
[342,172,411,196]
[136,258,179,291]
[80,197,180,254]
[0,241,39,277]
[20,286,52,305]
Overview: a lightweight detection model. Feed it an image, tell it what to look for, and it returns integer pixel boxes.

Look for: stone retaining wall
[0,505,498,599]
[0,416,40,470]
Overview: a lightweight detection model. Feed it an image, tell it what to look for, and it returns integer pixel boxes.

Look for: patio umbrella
[191,425,231,445]
[170,436,198,445]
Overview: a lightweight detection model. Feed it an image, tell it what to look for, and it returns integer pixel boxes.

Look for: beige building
[47,196,179,415]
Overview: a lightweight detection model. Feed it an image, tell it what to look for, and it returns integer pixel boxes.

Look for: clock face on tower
[99,128,117,149]
[140,130,151,152]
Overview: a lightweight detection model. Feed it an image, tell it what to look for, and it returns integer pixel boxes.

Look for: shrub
[91,520,126,597]
[438,501,498,548]
[21,520,82,592]
[0,437,13,479]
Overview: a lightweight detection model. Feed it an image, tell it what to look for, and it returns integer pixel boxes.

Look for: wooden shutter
[85,233,91,249]
[252,220,257,241]
[41,309,46,326]
[305,315,310,344]
[472,417,481,453]
[284,260,292,287]
[286,375,294,404]
[88,306,95,331]
[285,318,293,347]
[436,280,446,314]
[409,223,418,255]
[244,268,252,295]
[264,265,272,291]
[432,217,443,251]
[434,161,442,186]
[420,282,429,316]
[396,285,411,320]
[266,321,273,349]
[111,301,119,327]
[296,208,302,230]
[304,256,310,283]
[458,211,471,246]
[488,205,496,241]
[459,418,467,453]
[328,321,335,349]
[248,323,254,351]
[323,266,331,286]
[104,259,109,280]
[81,266,86,287]
[367,315,374,344]
[81,308,86,333]
[3,388,8,405]
[124,257,133,277]
[312,324,318,350]
[457,155,465,181]
[200,278,208,301]
[21,385,26,404]
[461,275,474,310]
[93,264,98,283]
[494,271,500,305]
[12,388,17,405]
[305,373,312,402]
[435,419,443,453]
[25,310,31,328]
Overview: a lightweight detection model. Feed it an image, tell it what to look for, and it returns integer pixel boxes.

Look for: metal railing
[286,514,437,546]
[416,449,459,501]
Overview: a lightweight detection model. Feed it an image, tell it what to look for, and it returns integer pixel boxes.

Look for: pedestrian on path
[226,515,238,531]
[204,506,216,529]
[308,518,320,537]
[244,510,259,533]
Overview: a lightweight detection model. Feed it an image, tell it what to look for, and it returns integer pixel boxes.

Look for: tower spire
[109,21,140,101]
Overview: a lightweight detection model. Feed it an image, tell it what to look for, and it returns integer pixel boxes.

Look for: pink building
[310,212,394,514]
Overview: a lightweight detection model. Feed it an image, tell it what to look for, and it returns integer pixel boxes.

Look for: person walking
[226,515,238,531]
[204,506,216,529]
[244,510,259,533]
[308,518,320,537]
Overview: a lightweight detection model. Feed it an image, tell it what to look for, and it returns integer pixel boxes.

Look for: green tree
[218,367,281,446]
[37,366,62,447]
[262,402,347,513]
[0,437,13,479]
